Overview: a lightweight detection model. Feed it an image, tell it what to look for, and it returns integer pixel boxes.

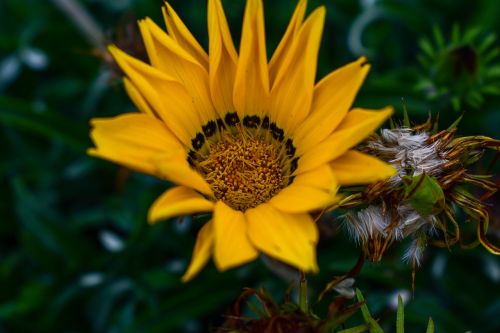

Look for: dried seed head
[366,128,448,187]
[402,237,427,267]
[340,117,500,267]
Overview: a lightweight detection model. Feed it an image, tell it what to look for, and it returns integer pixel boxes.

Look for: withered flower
[338,117,500,268]
[217,285,362,333]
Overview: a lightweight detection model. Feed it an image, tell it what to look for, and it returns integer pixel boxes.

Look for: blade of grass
[355,289,384,333]
[397,295,404,333]
[426,318,435,333]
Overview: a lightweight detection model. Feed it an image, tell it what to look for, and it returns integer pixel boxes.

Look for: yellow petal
[245,204,318,272]
[270,7,325,132]
[212,201,258,271]
[268,183,338,213]
[182,221,214,282]
[140,17,203,71]
[208,0,238,115]
[148,186,214,224]
[233,0,269,118]
[89,113,182,176]
[294,57,370,154]
[108,46,200,145]
[163,3,209,69]
[330,150,397,186]
[123,77,154,116]
[109,45,171,115]
[297,107,393,173]
[139,19,216,124]
[292,163,337,190]
[268,0,307,86]
[155,152,213,196]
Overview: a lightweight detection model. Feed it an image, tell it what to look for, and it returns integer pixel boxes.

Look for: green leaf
[0,96,88,152]
[367,318,384,333]
[481,84,500,95]
[463,27,481,43]
[403,174,445,217]
[389,117,396,129]
[419,38,434,57]
[478,33,496,53]
[468,90,484,106]
[337,324,370,333]
[355,289,384,333]
[432,25,446,50]
[447,114,463,130]
[356,289,371,323]
[451,96,461,111]
[483,47,500,63]
[426,317,435,333]
[11,176,94,266]
[397,295,405,333]
[0,281,50,317]
[485,65,500,77]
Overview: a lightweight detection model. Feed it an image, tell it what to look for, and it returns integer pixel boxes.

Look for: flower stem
[299,271,308,314]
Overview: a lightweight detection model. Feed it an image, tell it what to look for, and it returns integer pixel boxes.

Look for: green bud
[403,173,445,216]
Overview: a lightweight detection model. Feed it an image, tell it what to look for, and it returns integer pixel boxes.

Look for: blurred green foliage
[0,0,499,332]
[416,24,500,111]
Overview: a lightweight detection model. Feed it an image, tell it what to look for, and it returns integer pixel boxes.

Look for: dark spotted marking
[191,132,205,151]
[225,112,240,126]
[188,149,198,160]
[270,122,284,142]
[216,118,226,131]
[261,116,270,129]
[187,149,197,166]
[290,157,299,174]
[202,120,217,137]
[243,115,261,128]
[285,138,296,158]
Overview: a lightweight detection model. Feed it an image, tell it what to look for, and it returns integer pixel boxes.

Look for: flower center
[195,134,288,211]
[188,113,299,211]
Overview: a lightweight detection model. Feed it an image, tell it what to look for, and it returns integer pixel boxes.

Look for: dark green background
[1,0,499,332]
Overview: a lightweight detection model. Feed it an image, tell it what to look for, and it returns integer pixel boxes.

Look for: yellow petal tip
[146,214,158,225]
[86,148,98,157]
[180,273,193,283]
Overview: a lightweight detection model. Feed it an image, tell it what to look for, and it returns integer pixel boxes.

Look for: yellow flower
[89,0,396,281]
